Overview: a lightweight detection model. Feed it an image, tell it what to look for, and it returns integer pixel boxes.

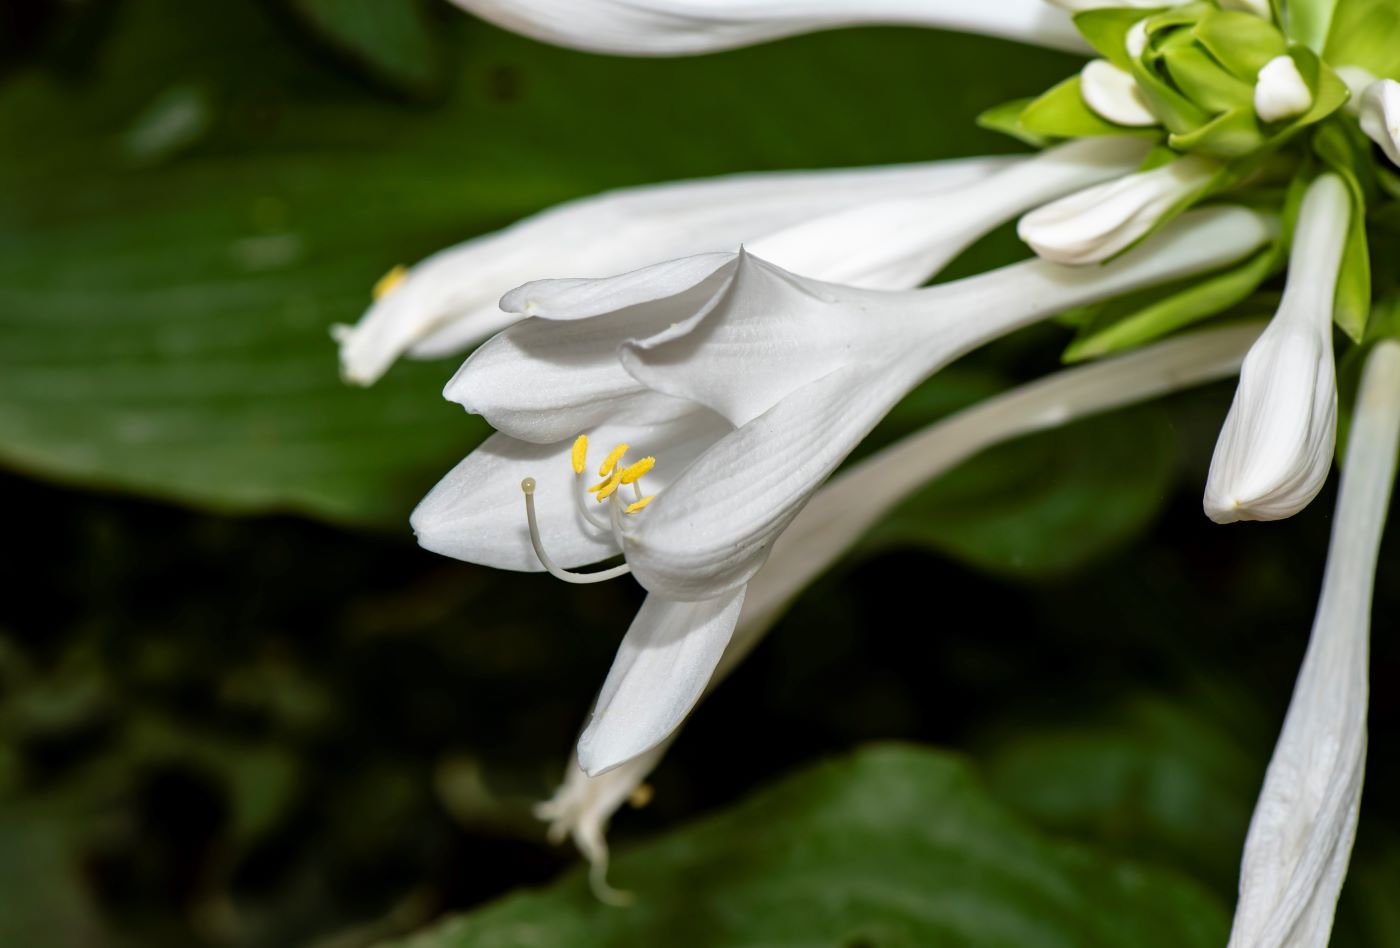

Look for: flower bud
[1360,78,1400,168]
[1204,175,1349,524]
[1254,55,1313,123]
[1080,60,1158,127]
[1017,156,1217,265]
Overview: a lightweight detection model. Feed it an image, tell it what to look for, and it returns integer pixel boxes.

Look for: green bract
[982,0,1400,358]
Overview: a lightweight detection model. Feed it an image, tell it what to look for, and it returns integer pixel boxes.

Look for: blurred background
[2,1,1397,946]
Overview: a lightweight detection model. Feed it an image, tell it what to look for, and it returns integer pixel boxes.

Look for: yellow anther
[619,457,654,484]
[595,474,623,502]
[372,264,408,300]
[599,443,629,477]
[571,435,589,475]
[588,470,620,494]
[629,783,654,808]
[625,495,655,514]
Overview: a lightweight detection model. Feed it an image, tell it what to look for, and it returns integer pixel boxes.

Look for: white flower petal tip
[1360,79,1400,168]
[1255,55,1314,124]
[1080,60,1158,127]
[1017,156,1219,265]
[451,0,1089,56]
[576,589,746,777]
[1204,175,1349,525]
[1219,0,1273,19]
[1228,340,1400,948]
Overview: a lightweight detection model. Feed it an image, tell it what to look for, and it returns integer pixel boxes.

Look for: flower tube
[1228,340,1400,948]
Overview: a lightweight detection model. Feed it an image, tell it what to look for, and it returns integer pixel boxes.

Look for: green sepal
[1279,47,1350,132]
[1062,245,1282,363]
[1169,108,1266,158]
[1289,0,1341,53]
[1325,0,1400,82]
[1073,9,1157,70]
[1313,124,1374,341]
[1130,56,1212,135]
[975,98,1054,148]
[1160,45,1255,113]
[1191,9,1288,82]
[1018,76,1162,140]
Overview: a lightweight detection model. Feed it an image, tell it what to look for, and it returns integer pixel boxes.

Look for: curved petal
[576,588,746,777]
[1228,341,1400,948]
[411,399,731,571]
[1359,78,1400,169]
[447,270,733,443]
[339,159,1010,382]
[450,0,1088,56]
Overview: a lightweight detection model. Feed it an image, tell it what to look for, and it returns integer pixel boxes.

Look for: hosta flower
[537,320,1267,893]
[385,0,1400,936]
[1228,340,1400,948]
[1204,174,1349,524]
[449,0,1088,56]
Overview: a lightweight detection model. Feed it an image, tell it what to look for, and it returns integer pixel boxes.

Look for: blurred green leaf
[0,0,1072,525]
[0,813,103,948]
[865,405,1178,579]
[287,0,446,95]
[384,745,1228,948]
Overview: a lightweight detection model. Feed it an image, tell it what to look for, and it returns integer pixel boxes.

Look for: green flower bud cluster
[981,0,1400,360]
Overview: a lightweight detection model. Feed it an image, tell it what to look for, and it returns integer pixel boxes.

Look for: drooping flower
[448,0,1088,57]
[537,320,1267,892]
[1228,340,1400,948]
[1204,174,1349,524]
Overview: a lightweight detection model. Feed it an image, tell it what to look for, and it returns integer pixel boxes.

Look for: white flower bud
[1016,156,1217,265]
[1255,55,1313,123]
[1359,78,1400,168]
[1219,0,1272,19]
[1204,175,1349,524]
[1080,59,1158,127]
[1125,19,1150,59]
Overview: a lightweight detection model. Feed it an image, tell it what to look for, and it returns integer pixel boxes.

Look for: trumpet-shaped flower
[537,321,1267,884]
[1359,78,1400,168]
[1205,175,1349,524]
[1018,156,1219,265]
[335,157,1007,384]
[448,0,1088,56]
[1228,340,1400,948]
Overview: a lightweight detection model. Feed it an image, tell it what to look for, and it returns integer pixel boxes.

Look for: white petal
[1018,155,1220,265]
[1255,55,1313,123]
[577,587,746,776]
[625,207,1276,599]
[1228,340,1400,948]
[1359,78,1400,168]
[1219,0,1273,18]
[339,159,1007,383]
[746,138,1152,289]
[410,400,730,570]
[1080,60,1159,127]
[447,265,733,443]
[451,0,1088,56]
[1205,175,1347,523]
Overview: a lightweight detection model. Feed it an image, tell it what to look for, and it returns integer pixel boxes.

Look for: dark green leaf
[383,745,1229,948]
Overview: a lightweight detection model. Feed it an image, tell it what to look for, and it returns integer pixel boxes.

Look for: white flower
[1080,59,1158,127]
[536,320,1266,886]
[449,0,1088,56]
[335,157,1005,384]
[1228,340,1400,948]
[1359,78,1400,168]
[1017,155,1219,265]
[1219,0,1273,19]
[1204,175,1349,524]
[1255,55,1314,123]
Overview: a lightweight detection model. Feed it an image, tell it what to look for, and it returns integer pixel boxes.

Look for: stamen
[595,474,624,502]
[599,443,629,477]
[588,471,621,494]
[625,495,655,514]
[619,457,654,484]
[520,478,630,584]
[571,435,588,475]
[372,264,408,300]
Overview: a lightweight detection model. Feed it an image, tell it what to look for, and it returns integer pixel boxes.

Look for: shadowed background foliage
[1,1,1397,946]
